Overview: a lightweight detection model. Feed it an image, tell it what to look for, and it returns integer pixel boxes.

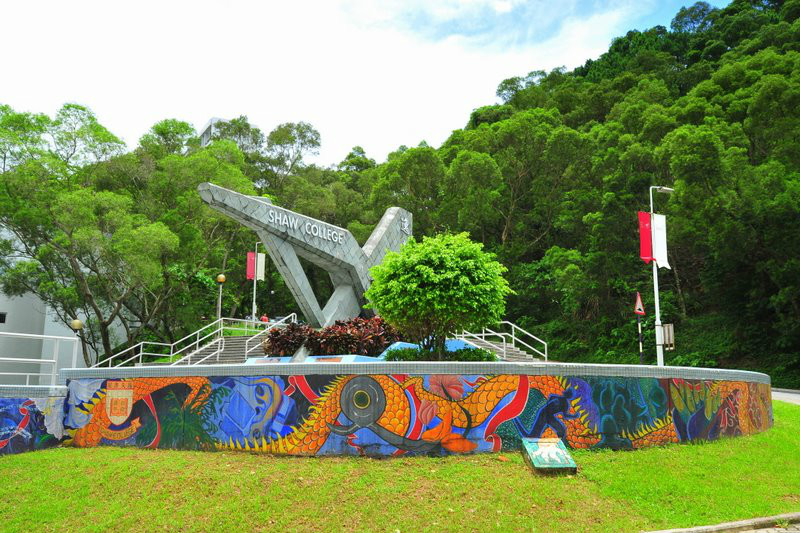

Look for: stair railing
[456,320,548,361]
[184,337,225,366]
[454,328,509,359]
[498,321,548,361]
[93,317,274,368]
[244,314,298,357]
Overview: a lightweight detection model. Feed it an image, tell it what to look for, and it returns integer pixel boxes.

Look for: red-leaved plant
[262,316,401,357]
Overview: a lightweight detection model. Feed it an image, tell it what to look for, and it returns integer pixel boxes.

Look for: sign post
[634,292,646,364]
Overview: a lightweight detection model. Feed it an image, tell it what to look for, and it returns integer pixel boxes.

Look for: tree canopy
[364,233,512,359]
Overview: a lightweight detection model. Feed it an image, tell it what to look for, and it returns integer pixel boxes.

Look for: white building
[0,292,85,385]
[199,117,225,147]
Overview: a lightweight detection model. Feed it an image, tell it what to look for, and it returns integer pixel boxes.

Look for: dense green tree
[365,233,512,359]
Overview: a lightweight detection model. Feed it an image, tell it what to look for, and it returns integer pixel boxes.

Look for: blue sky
[2,1,731,166]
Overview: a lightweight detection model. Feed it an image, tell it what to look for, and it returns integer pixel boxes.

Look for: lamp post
[216,274,226,322]
[649,185,674,367]
[69,318,85,368]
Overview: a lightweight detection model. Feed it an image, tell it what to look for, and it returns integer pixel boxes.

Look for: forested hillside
[1,0,799,384]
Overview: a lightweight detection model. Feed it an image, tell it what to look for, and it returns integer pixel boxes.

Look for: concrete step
[462,338,541,362]
[176,334,262,365]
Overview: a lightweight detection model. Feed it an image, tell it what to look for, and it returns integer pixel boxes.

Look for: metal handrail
[93,317,275,368]
[455,331,507,359]
[169,328,226,366]
[188,337,225,365]
[245,314,298,356]
[0,357,58,385]
[0,331,79,384]
[94,341,171,368]
[455,320,548,361]
[498,320,548,360]
[455,328,509,359]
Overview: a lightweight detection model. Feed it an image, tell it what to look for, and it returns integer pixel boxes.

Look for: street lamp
[216,274,226,322]
[649,185,674,367]
[69,319,85,368]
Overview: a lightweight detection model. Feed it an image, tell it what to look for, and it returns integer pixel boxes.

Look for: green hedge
[384,347,497,362]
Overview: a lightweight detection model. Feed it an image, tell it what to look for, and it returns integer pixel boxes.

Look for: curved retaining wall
[50,362,772,456]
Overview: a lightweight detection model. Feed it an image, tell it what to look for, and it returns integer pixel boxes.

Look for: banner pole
[252,241,259,320]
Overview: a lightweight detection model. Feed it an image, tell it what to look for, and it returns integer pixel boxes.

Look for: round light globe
[70,319,84,331]
[216,274,227,284]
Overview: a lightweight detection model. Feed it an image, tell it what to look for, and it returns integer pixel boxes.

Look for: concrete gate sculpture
[198,183,412,327]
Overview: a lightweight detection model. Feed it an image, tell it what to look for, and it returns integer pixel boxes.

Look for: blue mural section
[0,397,65,455]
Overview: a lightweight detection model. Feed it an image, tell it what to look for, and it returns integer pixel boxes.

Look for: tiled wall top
[0,385,68,398]
[61,361,771,385]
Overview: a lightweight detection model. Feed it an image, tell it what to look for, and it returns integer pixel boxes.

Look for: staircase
[95,316,296,368]
[463,338,542,362]
[455,321,548,362]
[172,336,252,366]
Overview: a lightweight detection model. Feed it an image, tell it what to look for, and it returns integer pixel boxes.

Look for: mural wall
[62,374,773,455]
[0,397,65,455]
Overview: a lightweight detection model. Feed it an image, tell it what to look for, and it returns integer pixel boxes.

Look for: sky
[2,0,729,167]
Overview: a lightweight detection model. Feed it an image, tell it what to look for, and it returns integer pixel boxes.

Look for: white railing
[93,318,276,368]
[0,331,80,385]
[455,320,548,361]
[0,357,57,385]
[499,321,548,360]
[172,337,225,366]
[245,314,298,357]
[456,330,507,358]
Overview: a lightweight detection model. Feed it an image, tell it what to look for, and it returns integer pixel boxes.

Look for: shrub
[263,322,315,356]
[306,316,401,356]
[383,347,497,362]
[262,316,401,356]
[365,232,512,360]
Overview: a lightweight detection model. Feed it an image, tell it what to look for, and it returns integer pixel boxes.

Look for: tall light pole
[649,185,674,367]
[216,274,226,322]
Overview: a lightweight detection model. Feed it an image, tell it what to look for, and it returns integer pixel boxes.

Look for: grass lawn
[1,401,799,533]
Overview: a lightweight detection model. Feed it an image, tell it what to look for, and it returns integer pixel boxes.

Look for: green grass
[2,401,799,532]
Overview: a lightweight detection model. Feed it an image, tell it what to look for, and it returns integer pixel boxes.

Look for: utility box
[661,323,675,351]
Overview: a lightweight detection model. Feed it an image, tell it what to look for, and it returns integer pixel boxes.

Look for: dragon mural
[59,373,772,456]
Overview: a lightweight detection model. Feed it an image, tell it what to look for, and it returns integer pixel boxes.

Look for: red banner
[246,251,255,280]
[638,211,653,264]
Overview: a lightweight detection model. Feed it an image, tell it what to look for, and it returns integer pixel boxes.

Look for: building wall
[0,293,85,385]
[0,293,47,385]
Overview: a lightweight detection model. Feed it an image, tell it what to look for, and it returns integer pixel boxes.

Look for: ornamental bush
[364,232,512,360]
[383,347,497,362]
[262,316,400,357]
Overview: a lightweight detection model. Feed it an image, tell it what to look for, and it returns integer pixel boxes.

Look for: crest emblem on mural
[105,380,134,425]
[400,217,411,236]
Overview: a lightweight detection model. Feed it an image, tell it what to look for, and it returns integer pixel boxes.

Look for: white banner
[256,252,266,280]
[652,213,671,269]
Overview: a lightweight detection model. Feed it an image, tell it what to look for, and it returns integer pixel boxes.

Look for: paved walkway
[773,389,800,405]
[743,526,800,532]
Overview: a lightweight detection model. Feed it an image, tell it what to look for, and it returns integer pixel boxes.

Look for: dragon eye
[353,390,371,409]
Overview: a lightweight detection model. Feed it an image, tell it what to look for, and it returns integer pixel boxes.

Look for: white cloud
[1,0,658,167]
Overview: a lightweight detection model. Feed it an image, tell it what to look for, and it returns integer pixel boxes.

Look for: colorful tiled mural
[0,397,65,455]
[62,374,773,455]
